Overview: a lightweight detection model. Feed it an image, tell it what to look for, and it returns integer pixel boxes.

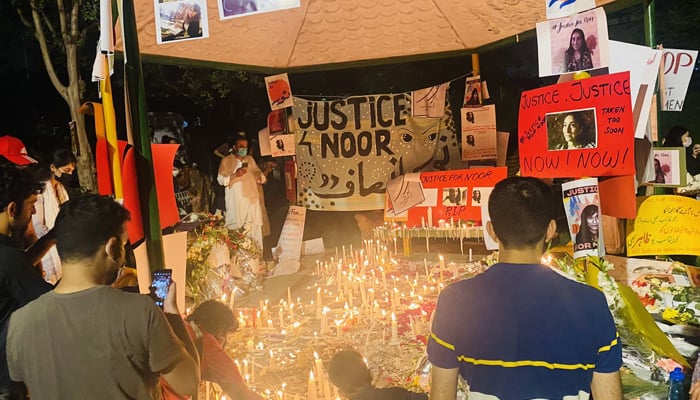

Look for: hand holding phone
[150,269,172,308]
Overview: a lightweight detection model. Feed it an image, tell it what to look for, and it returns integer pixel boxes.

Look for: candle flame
[309,370,315,379]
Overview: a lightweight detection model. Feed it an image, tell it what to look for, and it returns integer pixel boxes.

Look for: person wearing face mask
[217,135,268,252]
[7,195,200,399]
[32,147,76,284]
[161,300,264,400]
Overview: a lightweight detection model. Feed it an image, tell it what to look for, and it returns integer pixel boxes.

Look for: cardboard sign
[627,195,700,257]
[272,206,306,275]
[518,71,635,178]
[661,49,698,112]
[397,167,507,227]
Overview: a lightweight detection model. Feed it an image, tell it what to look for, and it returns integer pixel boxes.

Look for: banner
[661,49,698,112]
[292,91,461,210]
[627,195,700,257]
[546,0,596,19]
[562,177,604,259]
[518,71,634,178]
[385,167,507,226]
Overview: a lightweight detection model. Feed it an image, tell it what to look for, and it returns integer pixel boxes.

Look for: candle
[335,320,343,339]
[427,207,433,227]
[393,237,397,254]
[316,288,323,319]
[287,287,292,306]
[425,235,430,253]
[321,307,329,334]
[469,248,473,262]
[424,259,429,278]
[438,219,445,228]
[243,358,249,377]
[250,356,255,383]
[439,255,445,271]
[308,370,317,400]
[313,352,324,379]
[289,303,295,322]
[279,307,284,328]
[390,312,399,344]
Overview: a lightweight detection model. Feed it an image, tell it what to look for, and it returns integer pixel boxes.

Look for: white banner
[661,48,698,112]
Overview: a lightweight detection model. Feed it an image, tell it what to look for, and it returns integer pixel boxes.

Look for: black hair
[575,205,599,245]
[54,194,131,261]
[561,112,595,147]
[0,165,43,215]
[565,28,591,57]
[488,176,556,249]
[186,300,239,337]
[50,148,76,169]
[663,125,689,147]
[327,349,372,395]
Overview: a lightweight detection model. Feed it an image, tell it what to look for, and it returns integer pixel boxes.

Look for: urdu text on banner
[292,91,460,211]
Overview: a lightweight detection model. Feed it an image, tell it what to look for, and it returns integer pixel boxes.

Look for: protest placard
[518,71,634,178]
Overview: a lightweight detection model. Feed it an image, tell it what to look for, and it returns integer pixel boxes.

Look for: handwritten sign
[272,206,307,276]
[626,195,700,257]
[660,49,698,112]
[386,173,424,215]
[518,71,635,178]
[265,73,294,110]
[546,0,596,19]
[292,91,460,211]
[412,84,447,118]
[401,167,507,226]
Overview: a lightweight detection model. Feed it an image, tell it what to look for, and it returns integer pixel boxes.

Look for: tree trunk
[68,95,97,192]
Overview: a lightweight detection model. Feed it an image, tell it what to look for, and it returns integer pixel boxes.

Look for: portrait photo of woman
[564,28,594,72]
[575,204,599,250]
[547,109,597,150]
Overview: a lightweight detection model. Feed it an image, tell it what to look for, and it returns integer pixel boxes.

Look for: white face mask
[682,137,692,147]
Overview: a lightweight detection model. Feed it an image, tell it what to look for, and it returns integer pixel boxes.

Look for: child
[327,350,428,400]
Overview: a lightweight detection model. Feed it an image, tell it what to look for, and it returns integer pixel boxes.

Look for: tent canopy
[117,0,621,72]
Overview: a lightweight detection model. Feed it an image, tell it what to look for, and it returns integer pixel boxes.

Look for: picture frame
[649,147,687,187]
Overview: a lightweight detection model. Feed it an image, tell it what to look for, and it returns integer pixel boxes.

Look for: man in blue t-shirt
[427,176,622,400]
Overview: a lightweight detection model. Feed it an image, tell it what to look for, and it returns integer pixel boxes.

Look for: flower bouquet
[185,217,264,304]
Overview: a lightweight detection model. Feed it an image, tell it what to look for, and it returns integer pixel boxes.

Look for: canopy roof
[117,0,620,72]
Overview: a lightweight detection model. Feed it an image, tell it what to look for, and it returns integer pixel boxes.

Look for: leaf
[617,283,690,368]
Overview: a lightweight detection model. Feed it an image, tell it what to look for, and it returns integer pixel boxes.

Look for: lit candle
[335,320,343,339]
[421,216,426,228]
[321,307,329,334]
[243,358,249,376]
[390,312,399,344]
[289,303,295,322]
[278,307,284,328]
[307,370,317,400]
[316,288,323,319]
[427,207,433,227]
[313,352,324,380]
[439,255,445,271]
[424,259,429,278]
[469,248,473,262]
[269,349,276,370]
[287,287,292,306]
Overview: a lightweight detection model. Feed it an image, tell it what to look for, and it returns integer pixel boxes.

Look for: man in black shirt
[0,166,53,399]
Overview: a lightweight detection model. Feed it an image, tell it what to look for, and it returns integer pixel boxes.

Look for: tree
[11,0,98,192]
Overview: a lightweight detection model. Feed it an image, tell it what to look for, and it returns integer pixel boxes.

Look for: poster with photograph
[441,187,468,206]
[518,71,634,178]
[660,49,698,111]
[546,0,597,19]
[536,7,610,77]
[461,105,496,161]
[609,41,662,139]
[156,0,209,44]
[463,76,482,107]
[649,148,687,187]
[270,134,296,157]
[265,73,294,110]
[561,177,604,259]
[546,108,597,150]
[219,0,301,19]
[412,84,447,118]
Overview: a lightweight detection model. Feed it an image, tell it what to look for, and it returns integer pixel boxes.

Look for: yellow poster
[626,195,700,256]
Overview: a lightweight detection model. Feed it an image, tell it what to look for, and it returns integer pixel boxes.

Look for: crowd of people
[1,131,698,399]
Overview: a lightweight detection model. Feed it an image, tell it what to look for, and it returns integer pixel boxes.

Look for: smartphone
[150,269,172,308]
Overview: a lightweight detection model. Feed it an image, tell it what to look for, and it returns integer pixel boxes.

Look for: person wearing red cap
[0,136,38,167]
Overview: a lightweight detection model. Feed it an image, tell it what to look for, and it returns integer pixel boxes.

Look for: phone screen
[151,269,172,308]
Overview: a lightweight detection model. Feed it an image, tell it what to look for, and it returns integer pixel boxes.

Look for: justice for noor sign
[518,71,634,179]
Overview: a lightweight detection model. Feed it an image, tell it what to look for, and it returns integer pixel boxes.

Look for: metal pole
[121,0,166,272]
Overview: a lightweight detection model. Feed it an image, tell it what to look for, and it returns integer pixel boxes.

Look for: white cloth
[217,154,266,251]
[32,180,69,284]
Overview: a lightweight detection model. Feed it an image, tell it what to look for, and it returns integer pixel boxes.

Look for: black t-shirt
[0,234,52,392]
